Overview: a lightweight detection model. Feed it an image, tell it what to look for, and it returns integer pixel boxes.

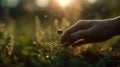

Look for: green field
[0,0,120,67]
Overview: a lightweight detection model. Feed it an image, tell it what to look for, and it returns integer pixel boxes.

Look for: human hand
[61,19,117,47]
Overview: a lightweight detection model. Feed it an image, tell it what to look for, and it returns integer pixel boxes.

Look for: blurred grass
[0,17,120,67]
[0,0,120,66]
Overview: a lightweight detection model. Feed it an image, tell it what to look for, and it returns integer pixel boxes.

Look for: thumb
[72,40,89,47]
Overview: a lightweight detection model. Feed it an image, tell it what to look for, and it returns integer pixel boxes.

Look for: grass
[0,26,120,67]
[0,17,120,67]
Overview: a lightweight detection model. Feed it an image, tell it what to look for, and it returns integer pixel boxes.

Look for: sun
[57,0,72,7]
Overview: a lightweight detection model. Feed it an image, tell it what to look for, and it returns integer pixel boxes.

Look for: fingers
[61,29,91,46]
[61,20,93,45]
[64,20,93,34]
[60,21,82,44]
[70,29,90,40]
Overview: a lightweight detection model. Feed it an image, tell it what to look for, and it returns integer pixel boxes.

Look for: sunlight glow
[87,0,97,4]
[36,0,49,7]
[57,0,72,7]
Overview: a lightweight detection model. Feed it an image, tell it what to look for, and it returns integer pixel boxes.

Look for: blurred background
[0,0,120,67]
[0,0,120,41]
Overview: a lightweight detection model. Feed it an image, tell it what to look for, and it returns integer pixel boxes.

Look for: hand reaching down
[61,17,120,47]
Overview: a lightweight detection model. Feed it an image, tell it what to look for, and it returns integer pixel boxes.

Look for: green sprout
[57,29,63,35]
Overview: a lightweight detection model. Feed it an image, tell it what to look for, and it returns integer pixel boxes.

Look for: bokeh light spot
[87,0,97,4]
[35,0,49,7]
[1,0,20,8]
[57,0,71,7]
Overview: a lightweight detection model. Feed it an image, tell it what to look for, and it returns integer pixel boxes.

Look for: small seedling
[57,29,63,35]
